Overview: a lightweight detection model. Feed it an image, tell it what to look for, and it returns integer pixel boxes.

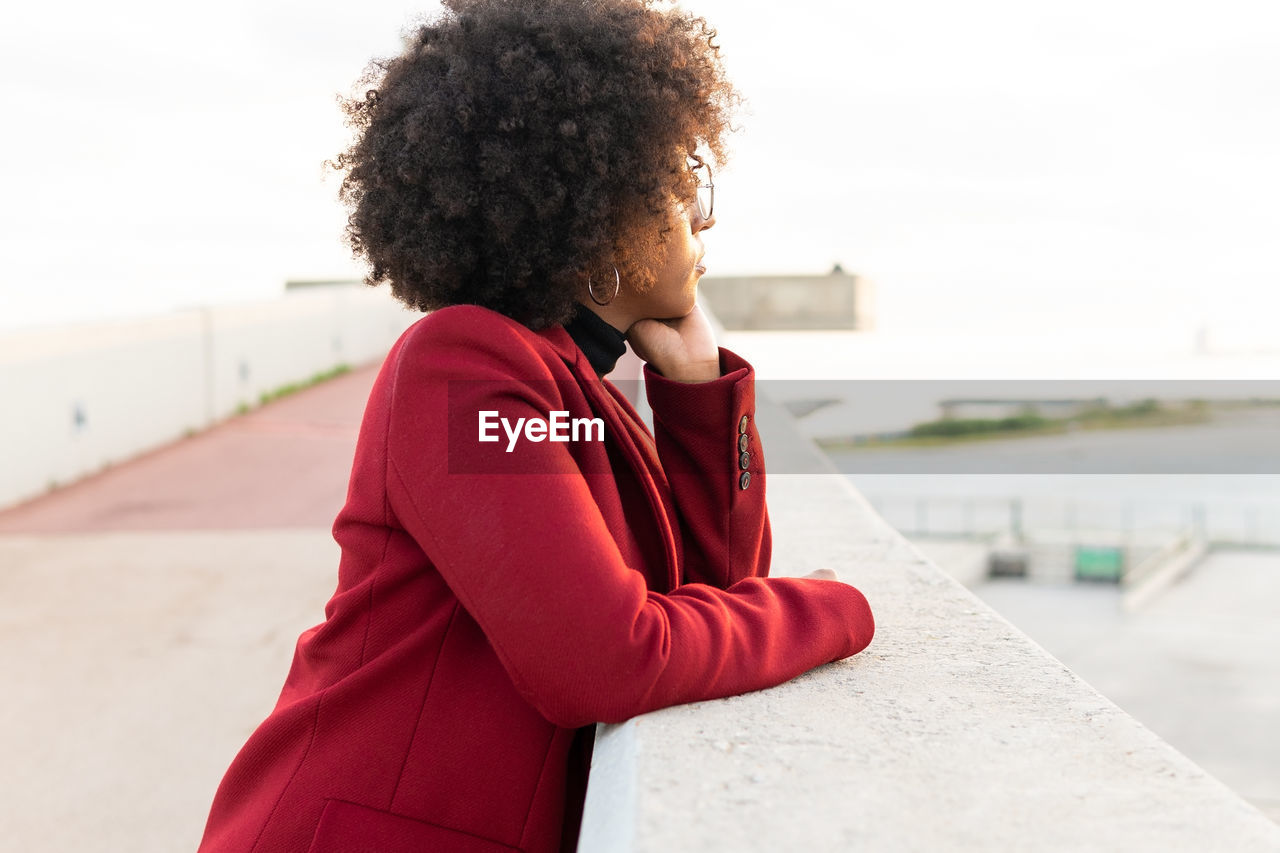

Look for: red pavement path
[0,361,382,533]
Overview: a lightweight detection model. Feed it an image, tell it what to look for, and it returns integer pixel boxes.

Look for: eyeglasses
[689,157,714,221]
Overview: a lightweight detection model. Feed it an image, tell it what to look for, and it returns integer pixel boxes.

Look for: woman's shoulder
[391,304,575,380]
[408,303,537,342]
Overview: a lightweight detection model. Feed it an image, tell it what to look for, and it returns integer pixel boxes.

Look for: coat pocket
[307,799,519,853]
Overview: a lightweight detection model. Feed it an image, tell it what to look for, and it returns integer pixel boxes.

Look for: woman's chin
[668,294,699,320]
[638,276,700,321]
[684,282,701,314]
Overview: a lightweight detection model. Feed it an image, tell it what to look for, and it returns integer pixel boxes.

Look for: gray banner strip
[761,380,1280,474]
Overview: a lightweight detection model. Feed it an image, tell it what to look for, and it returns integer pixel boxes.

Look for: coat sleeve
[643,348,770,589]
[384,315,874,729]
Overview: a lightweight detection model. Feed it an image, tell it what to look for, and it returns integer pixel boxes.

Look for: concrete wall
[0,284,420,511]
[578,390,1280,852]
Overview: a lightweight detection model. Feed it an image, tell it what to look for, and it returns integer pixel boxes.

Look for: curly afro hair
[329,0,739,329]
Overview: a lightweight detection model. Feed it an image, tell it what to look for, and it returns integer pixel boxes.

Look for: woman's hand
[626,303,721,383]
[802,568,839,581]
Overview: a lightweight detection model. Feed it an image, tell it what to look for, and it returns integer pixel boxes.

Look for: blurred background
[2,0,1278,847]
[3,0,1279,336]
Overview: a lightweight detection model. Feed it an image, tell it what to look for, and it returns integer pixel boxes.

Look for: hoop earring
[588,265,621,306]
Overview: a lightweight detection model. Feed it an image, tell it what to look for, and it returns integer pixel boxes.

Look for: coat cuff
[643,348,759,486]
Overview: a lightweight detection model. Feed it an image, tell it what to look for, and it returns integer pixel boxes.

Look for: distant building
[698,265,875,331]
[285,279,363,291]
[286,269,877,333]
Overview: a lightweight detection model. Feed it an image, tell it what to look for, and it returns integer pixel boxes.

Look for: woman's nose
[692,208,716,233]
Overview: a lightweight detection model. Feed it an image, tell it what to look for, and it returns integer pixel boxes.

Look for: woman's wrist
[657,358,721,383]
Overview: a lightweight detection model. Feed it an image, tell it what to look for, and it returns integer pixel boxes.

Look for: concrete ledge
[579,396,1280,851]
[575,720,639,853]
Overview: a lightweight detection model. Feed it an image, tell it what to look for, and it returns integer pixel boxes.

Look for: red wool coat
[197,305,875,853]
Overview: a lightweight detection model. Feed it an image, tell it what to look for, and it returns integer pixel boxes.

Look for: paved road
[0,361,382,852]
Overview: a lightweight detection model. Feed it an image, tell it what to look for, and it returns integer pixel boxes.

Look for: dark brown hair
[329,0,739,328]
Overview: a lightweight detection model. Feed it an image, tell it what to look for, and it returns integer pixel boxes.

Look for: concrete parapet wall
[579,395,1280,851]
[0,285,419,511]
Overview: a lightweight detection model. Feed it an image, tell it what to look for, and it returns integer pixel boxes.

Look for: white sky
[2,0,1279,336]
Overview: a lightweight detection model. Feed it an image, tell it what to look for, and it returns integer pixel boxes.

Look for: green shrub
[909,413,1050,438]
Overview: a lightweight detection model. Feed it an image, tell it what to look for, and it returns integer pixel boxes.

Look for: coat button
[738,414,749,433]
[739,471,751,490]
[739,450,751,470]
[738,433,749,453]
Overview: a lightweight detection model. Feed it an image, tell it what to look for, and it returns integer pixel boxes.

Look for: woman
[197,1,875,851]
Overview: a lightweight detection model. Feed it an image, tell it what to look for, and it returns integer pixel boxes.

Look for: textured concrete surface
[0,530,338,851]
[0,362,379,851]
[975,550,1280,825]
[902,537,1280,823]
[579,396,1280,852]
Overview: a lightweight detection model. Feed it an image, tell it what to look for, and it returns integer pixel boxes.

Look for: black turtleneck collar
[563,302,628,377]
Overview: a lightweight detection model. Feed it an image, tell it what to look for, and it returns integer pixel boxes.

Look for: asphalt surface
[0,361,380,852]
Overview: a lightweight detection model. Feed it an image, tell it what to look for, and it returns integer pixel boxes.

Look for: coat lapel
[537,325,682,593]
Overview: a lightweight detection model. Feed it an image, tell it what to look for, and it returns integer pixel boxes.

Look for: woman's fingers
[802,568,839,581]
